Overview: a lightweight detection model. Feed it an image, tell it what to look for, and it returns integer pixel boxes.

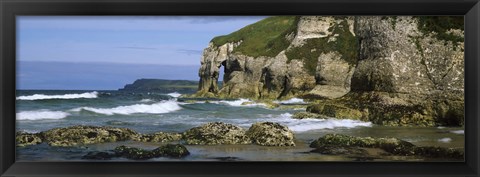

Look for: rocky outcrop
[183,122,250,145]
[17,123,299,147]
[246,122,295,146]
[196,16,355,99]
[195,16,464,126]
[16,132,42,147]
[133,132,183,143]
[40,125,138,147]
[310,134,463,159]
[83,144,190,160]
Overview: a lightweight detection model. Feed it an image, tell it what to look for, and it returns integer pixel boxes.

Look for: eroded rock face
[16,132,43,147]
[246,122,295,146]
[196,16,464,127]
[183,122,250,145]
[41,125,138,147]
[196,16,352,100]
[352,16,464,95]
[310,134,463,159]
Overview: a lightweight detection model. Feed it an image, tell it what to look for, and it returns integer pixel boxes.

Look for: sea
[15,90,465,161]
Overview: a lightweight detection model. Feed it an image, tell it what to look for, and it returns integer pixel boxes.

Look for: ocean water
[15,90,465,161]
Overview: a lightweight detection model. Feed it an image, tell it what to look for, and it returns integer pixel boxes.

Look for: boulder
[85,144,191,160]
[310,134,463,159]
[152,144,190,158]
[183,122,250,145]
[113,145,156,160]
[16,132,42,147]
[41,125,138,147]
[246,122,295,146]
[133,132,183,143]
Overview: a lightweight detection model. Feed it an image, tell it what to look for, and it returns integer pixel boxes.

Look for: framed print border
[1,0,479,176]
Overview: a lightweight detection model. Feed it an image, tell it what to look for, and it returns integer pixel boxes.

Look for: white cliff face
[291,16,334,46]
[309,51,355,99]
[197,16,464,104]
[351,16,464,96]
[198,42,240,96]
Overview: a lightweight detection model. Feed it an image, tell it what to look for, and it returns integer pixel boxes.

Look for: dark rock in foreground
[83,144,190,160]
[183,122,250,145]
[114,145,155,160]
[246,122,295,146]
[310,134,463,159]
[152,144,190,158]
[40,125,138,147]
[16,132,43,147]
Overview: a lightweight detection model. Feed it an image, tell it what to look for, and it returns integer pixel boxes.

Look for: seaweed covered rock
[306,92,463,126]
[310,134,463,159]
[16,132,43,147]
[246,122,295,146]
[183,122,250,145]
[291,112,326,119]
[41,125,138,147]
[133,132,183,143]
[152,144,190,158]
[85,144,190,160]
[113,145,156,160]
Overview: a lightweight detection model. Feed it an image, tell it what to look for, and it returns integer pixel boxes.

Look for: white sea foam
[167,92,182,98]
[274,98,305,104]
[17,91,98,100]
[438,137,452,143]
[17,110,70,120]
[217,99,267,107]
[139,99,153,103]
[451,130,464,134]
[236,113,372,132]
[71,100,181,115]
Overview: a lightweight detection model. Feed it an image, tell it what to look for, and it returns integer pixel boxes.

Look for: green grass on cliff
[211,16,299,57]
[285,19,358,76]
[415,16,464,44]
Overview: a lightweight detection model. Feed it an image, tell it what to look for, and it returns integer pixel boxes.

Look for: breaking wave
[274,98,306,104]
[17,91,98,100]
[17,110,70,120]
[235,113,372,132]
[166,92,182,98]
[71,100,181,115]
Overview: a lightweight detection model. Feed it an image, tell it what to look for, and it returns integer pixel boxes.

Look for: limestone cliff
[196,16,464,126]
[197,16,356,99]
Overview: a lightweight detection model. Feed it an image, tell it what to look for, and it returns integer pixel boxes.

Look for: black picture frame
[1,0,479,176]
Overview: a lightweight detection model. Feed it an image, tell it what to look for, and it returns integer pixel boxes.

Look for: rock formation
[246,122,295,146]
[310,134,464,159]
[83,144,190,160]
[196,16,464,126]
[40,125,138,147]
[182,122,251,145]
[16,132,42,147]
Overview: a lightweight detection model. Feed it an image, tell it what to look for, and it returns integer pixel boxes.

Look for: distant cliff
[120,79,199,93]
[195,16,464,127]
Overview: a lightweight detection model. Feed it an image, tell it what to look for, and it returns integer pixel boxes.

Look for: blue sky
[17,16,266,90]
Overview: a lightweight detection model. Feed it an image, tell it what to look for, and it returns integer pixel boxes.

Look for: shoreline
[16,123,465,162]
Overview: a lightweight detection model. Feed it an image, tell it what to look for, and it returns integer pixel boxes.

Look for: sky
[17,16,267,90]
